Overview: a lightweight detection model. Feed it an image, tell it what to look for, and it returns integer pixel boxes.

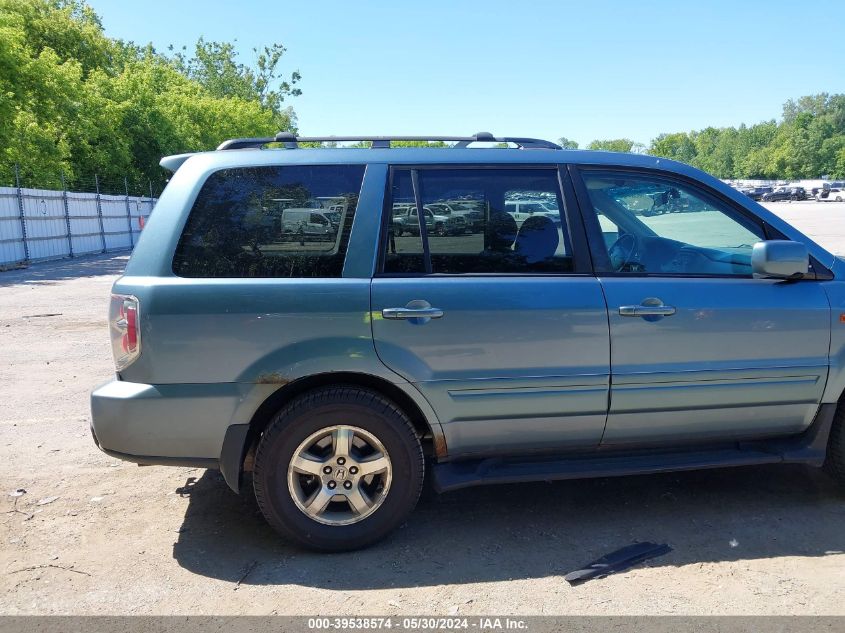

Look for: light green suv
[91,132,845,550]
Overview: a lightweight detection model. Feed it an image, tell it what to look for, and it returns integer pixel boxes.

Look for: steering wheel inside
[608,233,639,272]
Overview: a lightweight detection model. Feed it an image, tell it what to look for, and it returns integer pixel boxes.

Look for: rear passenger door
[371,166,610,458]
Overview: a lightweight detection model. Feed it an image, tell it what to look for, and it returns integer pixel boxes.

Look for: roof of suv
[163,147,701,181]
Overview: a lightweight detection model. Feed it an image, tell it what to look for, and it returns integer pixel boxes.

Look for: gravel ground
[1,202,845,615]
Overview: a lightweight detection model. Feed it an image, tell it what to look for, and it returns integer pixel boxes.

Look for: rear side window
[383,168,573,275]
[173,165,365,278]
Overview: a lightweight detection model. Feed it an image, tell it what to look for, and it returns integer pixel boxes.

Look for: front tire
[253,386,424,551]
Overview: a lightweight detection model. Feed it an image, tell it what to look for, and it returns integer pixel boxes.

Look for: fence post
[124,177,134,248]
[61,172,74,258]
[14,164,30,262]
[146,180,154,227]
[94,174,106,253]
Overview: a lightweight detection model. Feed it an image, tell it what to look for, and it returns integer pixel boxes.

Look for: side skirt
[431,403,836,493]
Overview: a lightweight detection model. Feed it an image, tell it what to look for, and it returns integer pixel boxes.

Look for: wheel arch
[221,372,446,493]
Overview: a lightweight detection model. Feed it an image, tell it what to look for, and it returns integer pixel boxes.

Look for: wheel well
[242,372,440,472]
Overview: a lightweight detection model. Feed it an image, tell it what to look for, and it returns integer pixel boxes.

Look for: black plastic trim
[431,403,836,492]
[99,448,218,470]
[220,423,251,493]
[217,133,562,151]
[558,165,594,274]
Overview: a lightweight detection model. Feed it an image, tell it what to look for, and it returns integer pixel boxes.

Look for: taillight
[109,294,141,371]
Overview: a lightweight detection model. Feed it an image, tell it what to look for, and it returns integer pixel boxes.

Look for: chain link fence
[0,166,161,269]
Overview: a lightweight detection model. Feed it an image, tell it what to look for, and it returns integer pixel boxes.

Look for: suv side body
[91,144,845,550]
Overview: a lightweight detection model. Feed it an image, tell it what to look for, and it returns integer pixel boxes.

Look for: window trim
[569,164,775,279]
[376,164,591,277]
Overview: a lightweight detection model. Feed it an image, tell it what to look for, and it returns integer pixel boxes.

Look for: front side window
[580,170,765,276]
[173,165,365,278]
[383,168,573,275]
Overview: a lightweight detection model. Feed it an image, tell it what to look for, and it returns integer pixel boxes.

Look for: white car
[817,189,845,202]
[281,208,336,240]
[504,200,560,227]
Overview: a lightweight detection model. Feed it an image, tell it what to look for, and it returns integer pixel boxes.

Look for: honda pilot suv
[91,132,845,551]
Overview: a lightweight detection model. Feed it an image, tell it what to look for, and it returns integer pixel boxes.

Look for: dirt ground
[2,202,845,616]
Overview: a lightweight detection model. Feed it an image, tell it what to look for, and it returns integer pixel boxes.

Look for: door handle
[619,305,676,317]
[382,307,444,320]
[619,297,676,317]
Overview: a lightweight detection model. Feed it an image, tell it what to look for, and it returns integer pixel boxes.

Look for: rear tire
[253,386,424,551]
[824,405,845,487]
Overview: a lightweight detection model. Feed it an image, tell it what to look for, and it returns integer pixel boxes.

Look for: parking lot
[1,202,844,615]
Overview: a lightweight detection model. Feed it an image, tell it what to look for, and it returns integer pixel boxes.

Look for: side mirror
[752,240,809,279]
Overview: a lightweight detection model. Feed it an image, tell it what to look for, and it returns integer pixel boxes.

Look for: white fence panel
[100,194,133,251]
[0,187,25,266]
[67,192,103,256]
[21,188,69,261]
[0,185,156,267]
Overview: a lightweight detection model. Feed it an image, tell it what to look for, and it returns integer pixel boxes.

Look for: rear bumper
[90,379,272,470]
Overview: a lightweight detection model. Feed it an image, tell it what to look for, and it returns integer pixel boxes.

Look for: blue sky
[88,0,845,147]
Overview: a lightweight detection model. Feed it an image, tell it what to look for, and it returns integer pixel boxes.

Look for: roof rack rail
[216,132,562,151]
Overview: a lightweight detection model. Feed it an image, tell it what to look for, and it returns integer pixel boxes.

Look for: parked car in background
[817,188,845,202]
[92,132,845,552]
[505,200,561,227]
[426,202,483,233]
[445,200,486,232]
[743,186,773,201]
[762,187,806,202]
[281,208,336,242]
[392,203,466,236]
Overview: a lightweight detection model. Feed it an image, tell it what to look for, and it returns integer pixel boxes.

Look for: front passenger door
[574,168,830,446]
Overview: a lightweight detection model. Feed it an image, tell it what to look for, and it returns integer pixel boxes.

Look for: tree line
[560,93,845,180]
[3,1,844,193]
[0,0,300,192]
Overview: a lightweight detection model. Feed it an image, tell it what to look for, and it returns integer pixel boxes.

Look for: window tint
[383,168,573,275]
[385,171,426,274]
[173,165,365,278]
[581,170,764,276]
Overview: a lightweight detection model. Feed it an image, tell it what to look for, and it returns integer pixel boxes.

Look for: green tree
[0,0,300,189]
[170,38,301,123]
[587,138,638,153]
[648,94,845,179]
[557,137,579,149]
[650,132,697,164]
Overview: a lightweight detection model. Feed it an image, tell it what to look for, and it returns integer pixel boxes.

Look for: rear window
[172,165,365,278]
